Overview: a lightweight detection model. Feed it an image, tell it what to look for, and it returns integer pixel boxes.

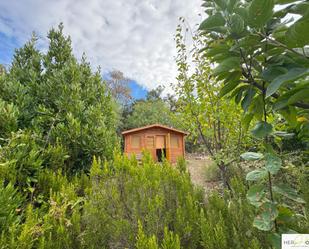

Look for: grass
[204,162,220,182]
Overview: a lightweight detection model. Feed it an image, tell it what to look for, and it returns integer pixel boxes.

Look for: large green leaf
[241,88,256,112]
[253,202,278,231]
[199,13,226,31]
[219,80,239,97]
[230,14,244,34]
[253,217,273,231]
[235,7,249,23]
[246,168,268,181]
[242,113,254,132]
[265,153,282,175]
[288,89,309,104]
[250,96,264,121]
[277,206,294,223]
[273,184,306,203]
[213,57,240,76]
[204,43,230,57]
[261,66,288,82]
[272,84,307,110]
[214,0,227,10]
[247,184,266,207]
[241,152,264,160]
[279,106,297,127]
[286,17,309,47]
[227,0,237,12]
[251,121,273,139]
[266,68,309,98]
[248,0,274,28]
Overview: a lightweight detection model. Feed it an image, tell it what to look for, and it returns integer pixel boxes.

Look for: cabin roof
[121,124,188,135]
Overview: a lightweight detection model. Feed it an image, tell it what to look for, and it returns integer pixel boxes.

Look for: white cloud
[0,0,203,92]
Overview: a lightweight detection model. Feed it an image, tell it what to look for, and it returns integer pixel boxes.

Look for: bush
[0,99,19,141]
[0,183,23,233]
[0,24,118,174]
[83,154,203,248]
[0,154,278,249]
[0,131,44,191]
[82,155,273,249]
[200,188,269,249]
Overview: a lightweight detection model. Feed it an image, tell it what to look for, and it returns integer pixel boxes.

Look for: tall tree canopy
[198,0,309,239]
[0,24,118,177]
[198,0,309,144]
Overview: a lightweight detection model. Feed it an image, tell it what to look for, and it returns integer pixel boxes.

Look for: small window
[171,136,179,148]
[131,135,141,148]
[146,136,155,148]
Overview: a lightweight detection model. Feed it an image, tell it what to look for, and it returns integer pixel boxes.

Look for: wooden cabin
[122,124,188,163]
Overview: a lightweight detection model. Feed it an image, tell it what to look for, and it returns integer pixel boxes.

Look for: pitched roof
[121,123,188,135]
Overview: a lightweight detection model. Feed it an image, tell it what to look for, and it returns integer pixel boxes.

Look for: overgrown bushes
[0,24,118,175]
[1,154,278,249]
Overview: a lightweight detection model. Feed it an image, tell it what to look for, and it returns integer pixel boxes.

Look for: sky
[0,0,203,98]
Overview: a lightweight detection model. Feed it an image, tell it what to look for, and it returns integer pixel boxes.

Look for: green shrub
[200,177,270,249]
[0,131,44,191]
[83,153,203,249]
[0,183,23,233]
[0,24,118,174]
[0,179,84,249]
[0,99,19,141]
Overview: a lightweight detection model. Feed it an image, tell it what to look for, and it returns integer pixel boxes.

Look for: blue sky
[0,31,148,99]
[128,80,148,99]
[0,32,18,66]
[0,0,201,96]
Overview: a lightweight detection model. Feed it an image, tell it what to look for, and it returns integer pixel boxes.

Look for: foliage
[175,19,248,188]
[83,153,203,248]
[0,24,118,174]
[204,162,220,182]
[0,183,23,233]
[106,70,132,106]
[198,0,308,245]
[82,155,273,249]
[175,21,244,153]
[198,0,309,143]
[0,15,307,249]
[0,99,19,141]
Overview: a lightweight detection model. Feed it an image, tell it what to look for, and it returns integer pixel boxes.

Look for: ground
[186,154,221,196]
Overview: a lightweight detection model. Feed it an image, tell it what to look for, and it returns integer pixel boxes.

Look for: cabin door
[155,135,166,162]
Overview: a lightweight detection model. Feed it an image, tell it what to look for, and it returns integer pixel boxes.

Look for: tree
[174,19,245,188]
[146,85,165,101]
[0,24,118,174]
[106,70,132,106]
[198,0,308,243]
[198,0,309,142]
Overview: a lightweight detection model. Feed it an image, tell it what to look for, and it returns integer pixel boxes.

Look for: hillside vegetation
[0,0,308,248]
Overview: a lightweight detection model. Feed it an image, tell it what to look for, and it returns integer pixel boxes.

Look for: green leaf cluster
[0,24,118,176]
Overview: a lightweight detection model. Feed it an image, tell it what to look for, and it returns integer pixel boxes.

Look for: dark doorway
[156,149,166,162]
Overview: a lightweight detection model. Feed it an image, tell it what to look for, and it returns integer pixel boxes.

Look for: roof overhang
[121,124,188,136]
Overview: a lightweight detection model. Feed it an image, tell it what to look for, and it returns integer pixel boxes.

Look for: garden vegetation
[0,0,308,248]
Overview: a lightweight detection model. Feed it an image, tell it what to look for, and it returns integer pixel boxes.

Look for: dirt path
[186,155,221,196]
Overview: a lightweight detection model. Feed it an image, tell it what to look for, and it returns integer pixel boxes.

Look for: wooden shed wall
[124,127,185,163]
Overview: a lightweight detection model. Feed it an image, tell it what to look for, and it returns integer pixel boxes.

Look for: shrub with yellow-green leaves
[82,153,203,248]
